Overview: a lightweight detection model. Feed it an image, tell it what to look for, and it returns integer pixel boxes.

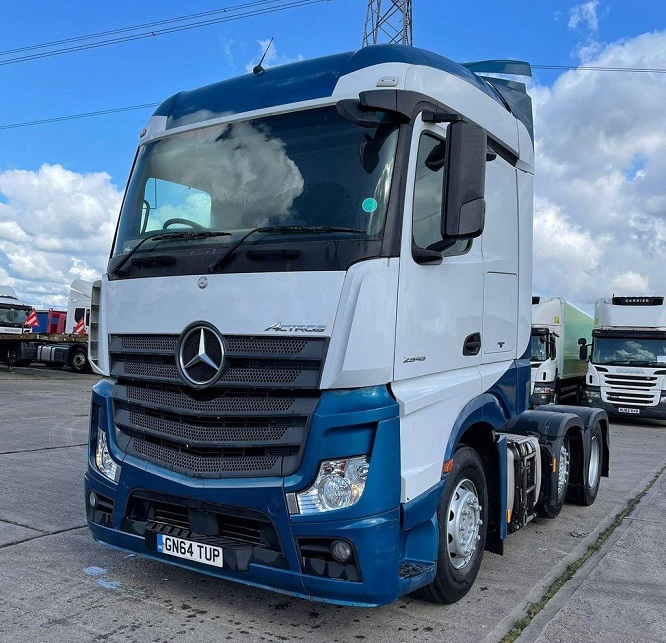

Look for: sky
[1,0,666,312]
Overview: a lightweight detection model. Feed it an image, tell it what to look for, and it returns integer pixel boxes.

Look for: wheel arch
[445,394,510,555]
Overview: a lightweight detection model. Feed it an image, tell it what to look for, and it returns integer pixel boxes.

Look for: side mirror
[577,337,587,345]
[441,120,486,241]
[579,344,589,361]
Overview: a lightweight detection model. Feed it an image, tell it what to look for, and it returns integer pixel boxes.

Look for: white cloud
[532,31,666,311]
[245,39,304,73]
[568,1,600,33]
[609,272,651,296]
[0,164,121,308]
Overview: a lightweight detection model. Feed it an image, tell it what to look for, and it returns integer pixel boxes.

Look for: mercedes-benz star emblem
[176,323,226,388]
[198,276,208,289]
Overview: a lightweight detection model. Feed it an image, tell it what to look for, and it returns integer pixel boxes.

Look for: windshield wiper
[110,231,232,276]
[207,225,364,273]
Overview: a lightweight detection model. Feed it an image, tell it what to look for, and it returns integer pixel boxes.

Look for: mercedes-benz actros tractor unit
[530,297,593,406]
[581,296,666,420]
[85,45,609,607]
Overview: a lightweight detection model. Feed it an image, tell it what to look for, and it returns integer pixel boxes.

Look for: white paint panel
[104,272,345,336]
[321,258,398,389]
[392,369,481,502]
[517,171,534,356]
[332,63,410,96]
[483,273,518,357]
[516,120,534,174]
[405,66,519,155]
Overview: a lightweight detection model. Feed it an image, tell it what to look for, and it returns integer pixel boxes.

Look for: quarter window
[413,133,470,256]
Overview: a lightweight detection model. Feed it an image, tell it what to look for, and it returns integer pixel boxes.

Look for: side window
[141,178,212,233]
[74,307,85,322]
[413,133,470,256]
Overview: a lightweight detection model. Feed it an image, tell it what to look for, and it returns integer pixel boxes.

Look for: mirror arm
[412,243,443,265]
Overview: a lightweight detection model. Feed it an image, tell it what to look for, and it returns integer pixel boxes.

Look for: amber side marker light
[442,458,454,474]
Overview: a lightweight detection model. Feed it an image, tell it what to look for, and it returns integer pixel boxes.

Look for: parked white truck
[581,296,666,419]
[84,45,609,606]
[531,297,593,406]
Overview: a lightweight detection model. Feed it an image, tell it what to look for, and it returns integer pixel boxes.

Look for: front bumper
[85,380,436,606]
[581,396,666,420]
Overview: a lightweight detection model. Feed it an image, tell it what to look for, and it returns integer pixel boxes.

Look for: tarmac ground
[0,365,665,643]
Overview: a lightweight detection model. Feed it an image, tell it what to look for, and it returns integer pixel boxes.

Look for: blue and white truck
[582,296,666,420]
[85,45,609,606]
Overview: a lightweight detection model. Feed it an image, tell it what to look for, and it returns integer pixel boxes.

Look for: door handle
[463,333,482,356]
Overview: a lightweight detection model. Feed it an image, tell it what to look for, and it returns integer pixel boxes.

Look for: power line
[0,103,161,131]
[0,0,288,56]
[0,0,331,66]
[2,61,666,131]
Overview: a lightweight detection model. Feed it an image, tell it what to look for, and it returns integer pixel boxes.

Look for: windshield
[0,305,30,327]
[530,333,548,361]
[592,337,666,366]
[111,106,399,275]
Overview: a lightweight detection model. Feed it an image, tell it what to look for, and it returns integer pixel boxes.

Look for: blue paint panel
[488,358,532,419]
[152,45,505,131]
[155,52,355,129]
[86,383,410,605]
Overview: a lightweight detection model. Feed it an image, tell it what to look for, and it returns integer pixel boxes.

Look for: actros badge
[265,322,326,333]
[176,323,226,388]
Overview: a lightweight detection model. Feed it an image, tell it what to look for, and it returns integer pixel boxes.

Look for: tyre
[538,434,570,519]
[69,347,90,374]
[568,422,602,506]
[415,446,488,604]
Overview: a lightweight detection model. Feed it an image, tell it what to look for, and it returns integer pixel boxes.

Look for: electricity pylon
[362,0,413,46]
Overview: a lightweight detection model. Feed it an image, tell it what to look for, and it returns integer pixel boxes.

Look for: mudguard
[547,406,610,477]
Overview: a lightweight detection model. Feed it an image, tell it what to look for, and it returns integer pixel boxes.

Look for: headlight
[294,456,369,514]
[585,390,601,400]
[95,429,120,482]
[534,385,554,395]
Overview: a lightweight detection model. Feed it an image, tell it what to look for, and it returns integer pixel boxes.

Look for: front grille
[602,373,660,407]
[109,333,325,478]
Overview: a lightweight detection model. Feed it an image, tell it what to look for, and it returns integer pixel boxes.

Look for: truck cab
[583,296,666,419]
[84,45,608,607]
[0,286,31,336]
[531,297,593,406]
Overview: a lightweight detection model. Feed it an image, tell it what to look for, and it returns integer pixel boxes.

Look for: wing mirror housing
[441,120,487,241]
[578,338,589,361]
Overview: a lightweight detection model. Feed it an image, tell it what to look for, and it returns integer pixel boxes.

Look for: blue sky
[2,0,662,182]
[1,0,666,309]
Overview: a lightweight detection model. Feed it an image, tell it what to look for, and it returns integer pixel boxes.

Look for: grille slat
[131,437,281,477]
[602,372,660,407]
[114,407,304,447]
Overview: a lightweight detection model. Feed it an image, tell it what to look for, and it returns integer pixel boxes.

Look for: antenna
[252,37,274,75]
[363,1,413,47]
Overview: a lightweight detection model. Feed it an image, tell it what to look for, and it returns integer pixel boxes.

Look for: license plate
[618,407,640,414]
[156,533,223,568]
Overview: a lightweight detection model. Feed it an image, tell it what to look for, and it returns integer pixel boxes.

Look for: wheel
[538,434,570,519]
[69,347,90,374]
[415,446,488,604]
[568,423,602,506]
[162,218,205,230]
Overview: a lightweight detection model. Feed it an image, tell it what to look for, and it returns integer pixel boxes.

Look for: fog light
[95,429,119,482]
[660,392,666,404]
[88,491,97,508]
[330,540,352,563]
